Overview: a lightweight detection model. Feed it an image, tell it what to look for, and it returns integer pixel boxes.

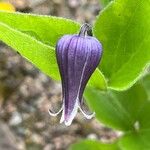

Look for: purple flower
[49,23,102,126]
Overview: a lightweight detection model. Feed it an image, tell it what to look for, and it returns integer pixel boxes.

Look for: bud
[49,23,103,126]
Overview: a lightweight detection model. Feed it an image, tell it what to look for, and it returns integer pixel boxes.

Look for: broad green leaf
[84,83,148,131]
[141,73,150,100]
[0,12,107,90]
[88,68,107,90]
[0,11,80,47]
[119,131,150,150]
[69,140,120,150]
[0,11,80,80]
[94,0,150,90]
[119,101,150,150]
[0,21,59,80]
[85,80,150,150]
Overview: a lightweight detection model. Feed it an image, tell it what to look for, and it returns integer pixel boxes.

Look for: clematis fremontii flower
[49,23,103,126]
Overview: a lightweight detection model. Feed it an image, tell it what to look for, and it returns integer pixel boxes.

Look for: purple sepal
[49,24,102,126]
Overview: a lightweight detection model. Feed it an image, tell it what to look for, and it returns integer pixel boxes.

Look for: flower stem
[79,23,93,37]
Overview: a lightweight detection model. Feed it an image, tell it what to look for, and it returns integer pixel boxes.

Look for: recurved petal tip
[48,105,63,117]
[79,103,95,119]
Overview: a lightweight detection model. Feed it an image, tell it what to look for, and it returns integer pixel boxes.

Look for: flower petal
[78,100,95,119]
[53,24,103,126]
[48,105,63,117]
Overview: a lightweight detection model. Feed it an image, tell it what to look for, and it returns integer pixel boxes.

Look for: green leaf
[0,11,80,80]
[94,0,150,90]
[85,79,150,150]
[0,21,59,80]
[119,101,150,150]
[84,83,148,131]
[0,11,107,90]
[69,140,120,150]
[141,73,150,100]
[88,68,107,90]
[119,131,150,150]
[0,11,80,47]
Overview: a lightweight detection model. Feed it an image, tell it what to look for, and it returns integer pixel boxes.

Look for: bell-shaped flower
[49,23,103,126]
